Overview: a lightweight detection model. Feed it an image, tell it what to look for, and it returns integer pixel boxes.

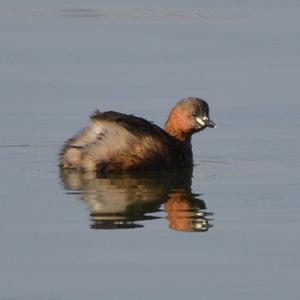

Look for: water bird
[59,97,216,172]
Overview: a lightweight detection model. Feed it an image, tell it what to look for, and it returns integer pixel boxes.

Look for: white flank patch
[91,122,103,135]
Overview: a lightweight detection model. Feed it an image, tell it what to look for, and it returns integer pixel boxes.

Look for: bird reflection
[60,168,213,232]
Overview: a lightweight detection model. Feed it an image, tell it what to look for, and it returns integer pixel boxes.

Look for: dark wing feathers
[90,110,171,139]
[90,111,187,166]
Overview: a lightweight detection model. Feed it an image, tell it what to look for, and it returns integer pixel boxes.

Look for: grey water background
[0,0,300,299]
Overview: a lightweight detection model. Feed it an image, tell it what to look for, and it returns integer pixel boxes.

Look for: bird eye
[192,112,197,117]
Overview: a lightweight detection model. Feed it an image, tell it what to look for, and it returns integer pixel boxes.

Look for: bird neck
[164,108,192,142]
[165,120,193,164]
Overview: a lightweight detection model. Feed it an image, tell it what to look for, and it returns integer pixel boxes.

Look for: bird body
[59,97,216,173]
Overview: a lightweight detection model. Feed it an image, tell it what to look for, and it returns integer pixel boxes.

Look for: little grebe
[59,97,216,172]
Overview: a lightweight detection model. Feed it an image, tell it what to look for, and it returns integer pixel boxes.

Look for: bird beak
[204,118,217,128]
[196,116,217,128]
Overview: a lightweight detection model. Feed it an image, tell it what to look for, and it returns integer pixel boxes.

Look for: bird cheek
[196,117,206,127]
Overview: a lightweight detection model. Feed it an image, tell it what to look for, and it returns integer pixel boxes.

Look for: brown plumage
[59,97,216,173]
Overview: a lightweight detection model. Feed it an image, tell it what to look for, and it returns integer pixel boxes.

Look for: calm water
[0,1,300,299]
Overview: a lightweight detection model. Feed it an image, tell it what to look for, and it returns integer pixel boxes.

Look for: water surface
[0,1,299,299]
